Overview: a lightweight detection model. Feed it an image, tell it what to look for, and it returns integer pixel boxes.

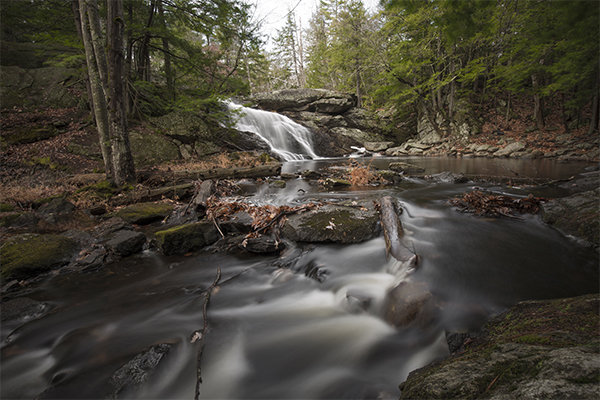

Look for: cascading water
[227,101,319,161]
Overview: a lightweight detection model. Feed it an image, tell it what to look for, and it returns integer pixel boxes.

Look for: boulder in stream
[399,294,600,400]
[384,281,438,330]
[112,202,174,225]
[0,234,79,280]
[154,221,220,255]
[281,203,380,244]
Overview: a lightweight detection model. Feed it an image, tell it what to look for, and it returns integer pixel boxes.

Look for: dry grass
[156,151,271,172]
[0,182,75,208]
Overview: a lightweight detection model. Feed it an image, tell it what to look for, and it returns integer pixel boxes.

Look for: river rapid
[2,157,599,400]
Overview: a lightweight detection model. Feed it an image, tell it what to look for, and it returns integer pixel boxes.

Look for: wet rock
[105,230,147,257]
[384,281,437,330]
[429,171,468,184]
[325,177,352,188]
[301,170,322,179]
[269,180,286,189]
[219,211,254,235]
[400,294,600,400]
[154,221,220,255]
[445,331,485,354]
[107,343,172,399]
[93,217,133,239]
[330,127,386,144]
[0,297,46,323]
[541,188,599,247]
[240,234,286,254]
[364,141,395,152]
[302,260,329,283]
[282,203,380,244]
[38,198,75,221]
[389,162,425,173]
[377,170,402,184]
[112,202,174,225]
[0,234,79,280]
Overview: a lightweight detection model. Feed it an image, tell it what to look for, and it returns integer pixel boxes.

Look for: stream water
[2,157,598,400]
[2,105,599,399]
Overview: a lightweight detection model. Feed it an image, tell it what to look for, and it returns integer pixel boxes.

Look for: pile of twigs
[449,190,547,219]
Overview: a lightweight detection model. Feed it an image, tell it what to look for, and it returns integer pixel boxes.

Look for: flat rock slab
[112,202,174,225]
[281,203,380,244]
[541,188,599,247]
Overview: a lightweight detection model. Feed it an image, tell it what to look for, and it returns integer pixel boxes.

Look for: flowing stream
[226,101,320,161]
[1,108,598,399]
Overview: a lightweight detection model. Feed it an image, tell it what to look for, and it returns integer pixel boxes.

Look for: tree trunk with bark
[78,0,113,179]
[589,74,599,134]
[107,0,136,185]
[531,72,545,129]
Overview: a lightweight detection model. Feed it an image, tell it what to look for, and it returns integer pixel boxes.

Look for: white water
[227,101,320,161]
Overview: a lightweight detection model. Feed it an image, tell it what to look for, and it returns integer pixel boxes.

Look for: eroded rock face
[281,203,380,244]
[252,89,356,113]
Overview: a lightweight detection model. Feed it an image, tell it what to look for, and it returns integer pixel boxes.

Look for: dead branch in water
[192,267,221,400]
[449,190,547,219]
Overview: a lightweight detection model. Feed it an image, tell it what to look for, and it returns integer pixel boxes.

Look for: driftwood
[380,196,418,265]
[138,163,282,184]
[109,183,193,206]
[192,267,221,400]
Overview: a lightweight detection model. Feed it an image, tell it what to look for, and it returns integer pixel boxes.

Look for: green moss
[75,180,117,199]
[154,221,219,255]
[0,203,15,212]
[514,334,552,346]
[0,234,78,280]
[0,212,22,227]
[113,202,174,225]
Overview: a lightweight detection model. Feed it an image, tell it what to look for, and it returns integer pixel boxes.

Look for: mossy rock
[75,180,117,200]
[282,203,380,244]
[0,212,23,227]
[399,294,600,400]
[113,202,174,225]
[129,130,180,167]
[0,203,15,212]
[154,222,220,255]
[0,234,79,280]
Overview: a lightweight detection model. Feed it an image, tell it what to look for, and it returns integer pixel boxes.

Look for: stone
[364,141,395,152]
[0,297,46,323]
[154,221,220,255]
[494,141,525,157]
[241,234,286,254]
[129,130,180,167]
[112,202,174,225]
[541,188,599,247]
[269,180,286,189]
[429,171,468,183]
[384,281,437,330]
[389,162,425,173]
[282,203,380,244]
[108,343,171,399]
[325,178,352,187]
[311,97,354,114]
[399,294,600,400]
[252,89,355,112]
[0,234,79,280]
[385,146,408,156]
[105,230,147,257]
[330,127,386,144]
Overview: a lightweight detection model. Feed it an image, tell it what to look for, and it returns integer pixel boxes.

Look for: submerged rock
[384,280,438,330]
[107,343,172,399]
[389,162,425,173]
[0,297,46,323]
[281,203,380,244]
[0,234,79,280]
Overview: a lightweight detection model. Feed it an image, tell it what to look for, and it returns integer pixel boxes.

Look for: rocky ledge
[400,293,600,400]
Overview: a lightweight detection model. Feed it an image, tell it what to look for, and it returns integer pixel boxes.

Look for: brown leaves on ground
[449,190,548,219]
[206,198,320,236]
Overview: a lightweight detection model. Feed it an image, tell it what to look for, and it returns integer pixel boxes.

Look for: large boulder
[252,89,355,113]
[105,231,147,257]
[281,203,380,244]
[154,221,220,255]
[541,188,599,247]
[129,131,181,167]
[0,234,79,280]
[384,281,438,330]
[399,294,600,400]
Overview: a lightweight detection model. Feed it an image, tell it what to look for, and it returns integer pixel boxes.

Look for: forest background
[1,0,599,182]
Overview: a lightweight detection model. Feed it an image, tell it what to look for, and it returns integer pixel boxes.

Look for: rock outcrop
[399,294,600,400]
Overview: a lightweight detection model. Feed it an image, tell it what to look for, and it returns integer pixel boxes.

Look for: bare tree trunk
[125,1,134,113]
[78,0,113,178]
[86,0,108,90]
[157,0,174,100]
[355,60,362,108]
[531,73,545,129]
[589,72,599,134]
[108,0,136,185]
[71,1,95,118]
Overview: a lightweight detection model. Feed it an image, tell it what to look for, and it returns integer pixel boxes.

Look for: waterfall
[227,101,319,161]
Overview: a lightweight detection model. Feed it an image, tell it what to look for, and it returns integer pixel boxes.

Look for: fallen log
[110,183,193,206]
[191,180,215,212]
[379,196,418,265]
[138,163,283,184]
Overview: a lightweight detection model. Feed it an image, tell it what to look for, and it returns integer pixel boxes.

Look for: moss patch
[0,234,79,280]
[113,202,174,225]
[154,222,219,255]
